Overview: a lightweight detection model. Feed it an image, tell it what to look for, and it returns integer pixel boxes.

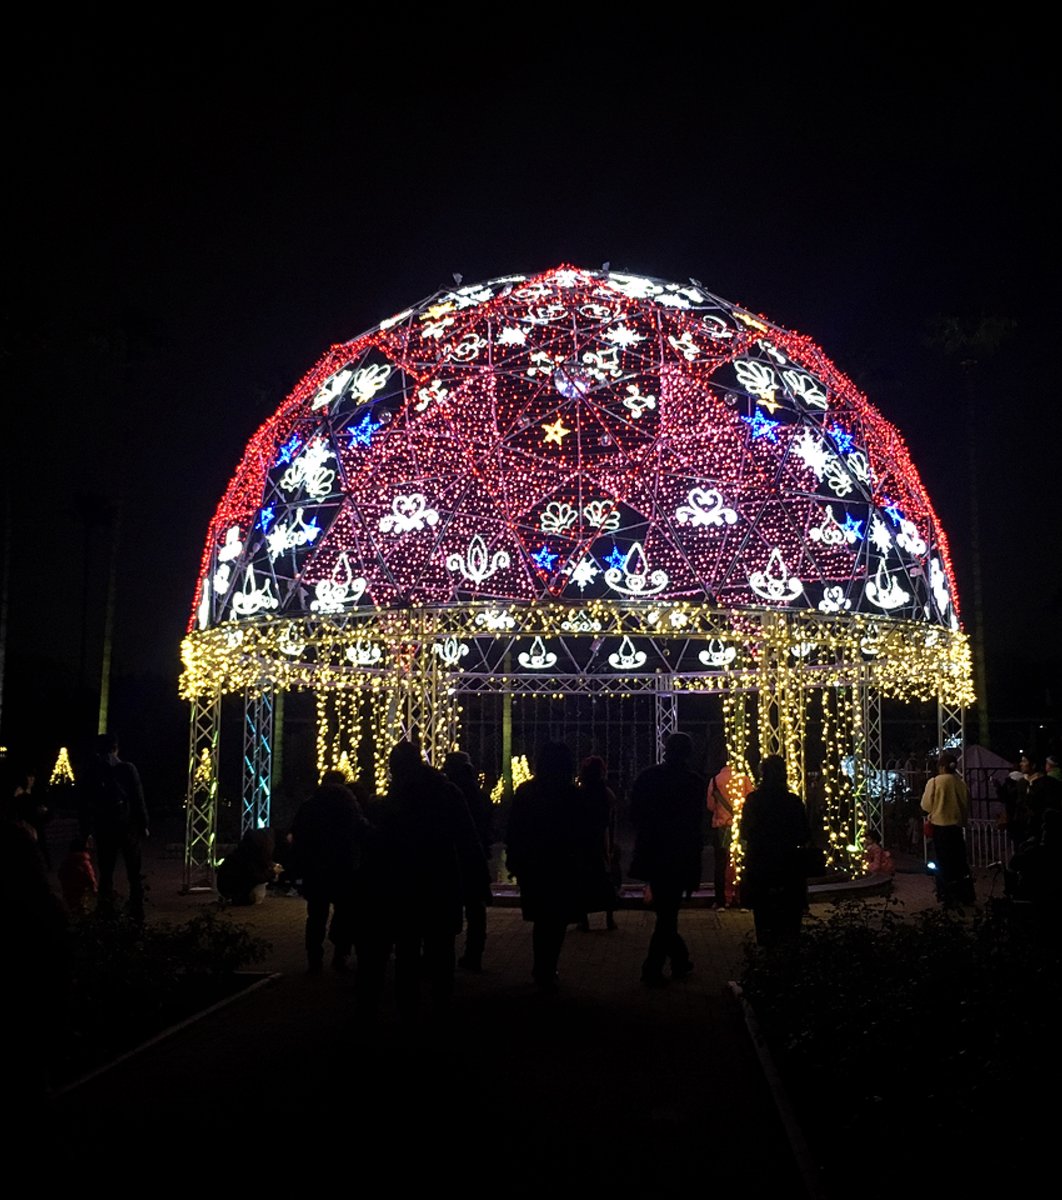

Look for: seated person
[216,828,278,905]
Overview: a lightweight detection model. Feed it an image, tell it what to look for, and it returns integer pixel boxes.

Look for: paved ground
[41,838,955,1195]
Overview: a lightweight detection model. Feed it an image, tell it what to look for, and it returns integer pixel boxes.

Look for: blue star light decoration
[830,424,856,455]
[604,545,627,571]
[349,414,381,449]
[257,505,276,532]
[741,410,780,441]
[276,434,302,466]
[532,545,559,571]
[883,500,903,524]
[842,513,865,540]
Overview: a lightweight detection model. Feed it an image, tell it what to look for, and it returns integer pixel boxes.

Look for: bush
[56,909,271,1082]
[739,898,1062,1187]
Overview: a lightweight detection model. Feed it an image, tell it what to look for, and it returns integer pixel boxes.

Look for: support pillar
[184,693,220,893]
[241,686,274,834]
[654,673,678,758]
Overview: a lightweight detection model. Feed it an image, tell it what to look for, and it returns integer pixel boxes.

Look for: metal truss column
[654,673,678,758]
[859,677,884,840]
[184,693,220,893]
[937,696,965,758]
[242,686,274,835]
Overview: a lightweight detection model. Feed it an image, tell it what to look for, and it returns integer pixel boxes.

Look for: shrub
[56,909,271,1082]
[739,898,1062,1186]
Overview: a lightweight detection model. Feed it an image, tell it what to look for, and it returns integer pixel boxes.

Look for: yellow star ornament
[542,417,571,445]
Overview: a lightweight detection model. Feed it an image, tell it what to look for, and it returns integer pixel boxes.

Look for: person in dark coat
[443,750,494,971]
[629,732,706,985]
[290,769,371,973]
[505,741,600,989]
[77,733,150,923]
[576,755,620,932]
[740,754,813,947]
[360,741,490,1022]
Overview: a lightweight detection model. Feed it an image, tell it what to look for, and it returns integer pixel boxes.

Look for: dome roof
[191,265,960,632]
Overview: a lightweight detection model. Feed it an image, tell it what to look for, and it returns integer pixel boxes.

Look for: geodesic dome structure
[180,265,973,887]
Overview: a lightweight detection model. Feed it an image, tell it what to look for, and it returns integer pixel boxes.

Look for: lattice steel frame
[242,686,274,834]
[184,605,972,878]
[937,696,965,757]
[858,675,884,839]
[184,693,220,892]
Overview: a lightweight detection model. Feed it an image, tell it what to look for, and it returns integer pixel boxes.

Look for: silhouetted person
[1,818,69,1111]
[77,733,149,923]
[443,751,494,971]
[11,771,50,869]
[575,755,619,932]
[741,755,812,947]
[506,741,603,988]
[629,732,706,984]
[290,769,370,973]
[361,741,489,1022]
[216,827,277,905]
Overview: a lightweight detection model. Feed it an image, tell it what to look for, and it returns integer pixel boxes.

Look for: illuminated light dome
[180,264,974,888]
[190,265,960,632]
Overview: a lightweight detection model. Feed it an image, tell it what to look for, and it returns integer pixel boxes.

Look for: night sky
[4,13,1059,785]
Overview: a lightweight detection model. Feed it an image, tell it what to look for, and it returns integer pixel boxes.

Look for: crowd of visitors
[6,727,1061,1032]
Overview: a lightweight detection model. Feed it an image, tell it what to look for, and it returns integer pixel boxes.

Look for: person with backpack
[78,733,150,923]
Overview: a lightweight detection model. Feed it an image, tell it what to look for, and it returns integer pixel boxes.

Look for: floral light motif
[781,369,827,409]
[582,500,621,531]
[864,560,911,611]
[622,384,657,418]
[699,638,737,667]
[608,635,647,669]
[604,543,669,597]
[540,501,578,533]
[266,508,321,560]
[809,506,852,547]
[517,636,557,670]
[218,525,244,563]
[474,608,516,631]
[346,639,382,666]
[278,625,306,657]
[414,381,449,412]
[897,519,927,557]
[446,535,511,586]
[818,586,852,614]
[675,487,738,529]
[749,550,804,603]
[311,368,353,411]
[930,558,950,614]
[379,494,440,535]
[280,438,336,501]
[230,566,279,617]
[561,610,602,632]
[432,637,469,667]
[310,552,367,613]
[735,359,778,400]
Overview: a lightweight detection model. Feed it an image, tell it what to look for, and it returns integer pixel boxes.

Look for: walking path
[44,839,956,1195]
